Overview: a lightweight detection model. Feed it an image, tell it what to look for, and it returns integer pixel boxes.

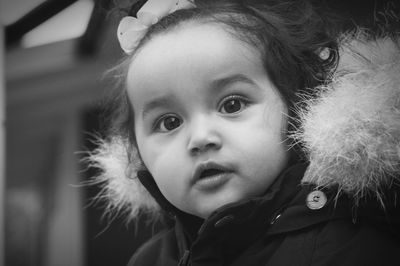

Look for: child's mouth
[199,168,225,179]
[192,162,233,190]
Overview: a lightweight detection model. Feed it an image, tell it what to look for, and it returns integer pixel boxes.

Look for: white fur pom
[294,34,400,202]
[86,137,159,222]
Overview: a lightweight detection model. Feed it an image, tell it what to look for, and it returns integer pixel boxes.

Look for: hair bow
[117,0,195,54]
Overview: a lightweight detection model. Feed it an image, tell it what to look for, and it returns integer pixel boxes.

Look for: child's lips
[192,161,234,189]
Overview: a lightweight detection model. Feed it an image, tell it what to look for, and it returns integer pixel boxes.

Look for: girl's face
[127,23,289,218]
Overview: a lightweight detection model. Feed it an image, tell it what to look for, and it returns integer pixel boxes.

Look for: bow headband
[117,0,196,54]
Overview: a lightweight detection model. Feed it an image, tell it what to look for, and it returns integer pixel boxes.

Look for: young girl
[90,0,400,265]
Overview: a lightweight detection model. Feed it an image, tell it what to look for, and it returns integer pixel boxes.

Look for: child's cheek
[137,137,164,173]
[138,135,188,180]
[139,137,193,207]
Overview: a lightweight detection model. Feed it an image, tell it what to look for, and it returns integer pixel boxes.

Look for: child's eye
[154,115,182,132]
[219,95,249,114]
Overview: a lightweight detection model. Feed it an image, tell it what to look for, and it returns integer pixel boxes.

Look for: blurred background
[1,1,158,266]
[0,0,398,266]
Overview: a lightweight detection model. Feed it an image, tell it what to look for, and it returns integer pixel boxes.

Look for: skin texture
[127,23,289,218]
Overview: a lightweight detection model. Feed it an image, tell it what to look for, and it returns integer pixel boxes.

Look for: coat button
[306,190,327,210]
[214,215,235,228]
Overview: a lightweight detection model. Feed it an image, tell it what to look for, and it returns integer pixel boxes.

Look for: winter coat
[127,163,400,266]
[88,34,400,265]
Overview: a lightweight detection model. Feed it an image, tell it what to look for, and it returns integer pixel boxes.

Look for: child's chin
[191,194,244,219]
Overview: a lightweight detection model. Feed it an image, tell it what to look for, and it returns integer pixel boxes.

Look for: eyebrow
[210,74,258,91]
[141,94,176,119]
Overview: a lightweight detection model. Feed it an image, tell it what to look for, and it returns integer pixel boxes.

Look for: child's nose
[187,117,222,156]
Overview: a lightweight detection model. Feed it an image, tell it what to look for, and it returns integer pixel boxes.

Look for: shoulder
[309,186,400,266]
[127,228,179,266]
[266,181,400,266]
[310,217,400,266]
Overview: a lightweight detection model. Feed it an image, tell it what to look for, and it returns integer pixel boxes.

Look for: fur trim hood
[87,33,400,222]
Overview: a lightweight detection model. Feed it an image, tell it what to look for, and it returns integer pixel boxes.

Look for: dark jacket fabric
[127,163,400,266]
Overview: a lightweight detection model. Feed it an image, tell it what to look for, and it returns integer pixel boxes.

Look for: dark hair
[104,0,339,162]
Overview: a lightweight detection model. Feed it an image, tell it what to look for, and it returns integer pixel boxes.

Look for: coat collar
[136,162,308,237]
[137,163,309,245]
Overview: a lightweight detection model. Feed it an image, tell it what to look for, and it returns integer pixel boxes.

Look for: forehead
[127,22,263,85]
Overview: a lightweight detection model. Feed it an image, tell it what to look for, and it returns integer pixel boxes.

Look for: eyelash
[218,94,250,114]
[153,113,182,133]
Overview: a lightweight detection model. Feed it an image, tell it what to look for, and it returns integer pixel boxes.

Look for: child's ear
[138,159,148,171]
[130,145,148,171]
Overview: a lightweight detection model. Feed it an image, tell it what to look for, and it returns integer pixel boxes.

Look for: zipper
[178,250,191,266]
